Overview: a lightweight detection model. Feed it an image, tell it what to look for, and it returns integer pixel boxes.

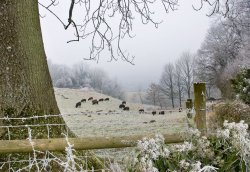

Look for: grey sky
[40,0,211,91]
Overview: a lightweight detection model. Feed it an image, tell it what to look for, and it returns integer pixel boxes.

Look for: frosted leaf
[6,46,12,52]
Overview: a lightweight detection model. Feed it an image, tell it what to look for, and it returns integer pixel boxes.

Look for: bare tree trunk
[178,87,182,107]
[170,83,175,108]
[0,0,66,139]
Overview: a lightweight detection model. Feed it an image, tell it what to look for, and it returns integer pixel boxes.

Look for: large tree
[0,0,59,116]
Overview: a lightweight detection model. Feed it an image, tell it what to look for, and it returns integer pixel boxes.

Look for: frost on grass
[126,121,250,172]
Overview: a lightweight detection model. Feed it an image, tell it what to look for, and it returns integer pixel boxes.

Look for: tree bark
[0,0,59,115]
[0,0,66,139]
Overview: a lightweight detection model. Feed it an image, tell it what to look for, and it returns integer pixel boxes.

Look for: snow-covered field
[54,88,187,137]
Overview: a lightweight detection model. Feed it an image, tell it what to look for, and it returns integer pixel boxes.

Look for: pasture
[54,88,187,137]
[55,88,187,137]
[53,88,187,168]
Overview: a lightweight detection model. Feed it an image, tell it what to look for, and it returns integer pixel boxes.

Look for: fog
[40,0,211,91]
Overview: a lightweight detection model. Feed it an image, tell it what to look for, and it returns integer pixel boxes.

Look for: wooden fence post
[194,83,207,134]
[186,99,193,119]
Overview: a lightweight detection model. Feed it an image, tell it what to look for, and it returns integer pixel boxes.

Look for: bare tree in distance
[175,62,184,107]
[88,68,107,93]
[177,51,194,99]
[72,63,91,88]
[146,83,164,108]
[102,78,124,99]
[159,63,176,108]
[137,86,145,105]
[146,83,158,106]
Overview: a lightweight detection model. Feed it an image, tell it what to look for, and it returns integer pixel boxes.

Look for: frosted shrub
[126,121,250,172]
[231,69,250,104]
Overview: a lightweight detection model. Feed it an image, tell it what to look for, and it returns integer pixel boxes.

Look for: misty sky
[39,0,212,91]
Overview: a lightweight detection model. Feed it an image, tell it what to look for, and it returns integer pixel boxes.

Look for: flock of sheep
[75,96,183,115]
[75,97,132,111]
[75,97,110,108]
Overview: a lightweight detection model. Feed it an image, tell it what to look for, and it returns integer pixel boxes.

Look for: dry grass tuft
[208,101,250,130]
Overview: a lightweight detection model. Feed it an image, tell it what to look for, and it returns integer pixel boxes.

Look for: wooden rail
[0,133,184,153]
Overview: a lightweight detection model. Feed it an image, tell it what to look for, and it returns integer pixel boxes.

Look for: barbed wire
[0,112,186,171]
[0,122,112,171]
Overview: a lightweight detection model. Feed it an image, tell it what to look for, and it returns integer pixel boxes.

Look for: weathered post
[194,83,207,134]
[186,99,193,119]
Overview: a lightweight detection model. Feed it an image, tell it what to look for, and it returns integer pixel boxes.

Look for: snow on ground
[54,88,187,137]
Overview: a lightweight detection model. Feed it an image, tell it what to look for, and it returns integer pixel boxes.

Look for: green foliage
[231,69,250,104]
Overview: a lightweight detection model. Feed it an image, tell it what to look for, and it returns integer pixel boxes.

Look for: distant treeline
[48,61,124,99]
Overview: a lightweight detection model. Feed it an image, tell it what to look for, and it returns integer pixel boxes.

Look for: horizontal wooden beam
[0,133,184,153]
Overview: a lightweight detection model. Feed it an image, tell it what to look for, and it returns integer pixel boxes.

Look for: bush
[126,121,250,172]
[209,101,250,130]
[231,69,250,104]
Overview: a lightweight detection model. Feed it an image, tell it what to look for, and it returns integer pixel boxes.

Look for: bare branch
[39,0,179,64]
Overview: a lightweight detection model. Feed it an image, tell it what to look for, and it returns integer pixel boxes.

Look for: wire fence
[0,114,117,172]
[0,112,187,171]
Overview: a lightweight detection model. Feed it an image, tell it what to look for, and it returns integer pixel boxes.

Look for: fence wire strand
[0,114,113,172]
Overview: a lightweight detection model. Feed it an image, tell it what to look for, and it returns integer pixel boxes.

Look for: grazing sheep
[139,109,144,114]
[159,111,165,115]
[99,98,104,102]
[81,99,86,103]
[123,106,129,111]
[119,104,125,109]
[75,102,81,108]
[88,97,93,101]
[92,99,98,105]
[104,98,109,101]
[152,111,156,115]
[207,97,216,101]
[179,107,182,112]
[122,101,126,105]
